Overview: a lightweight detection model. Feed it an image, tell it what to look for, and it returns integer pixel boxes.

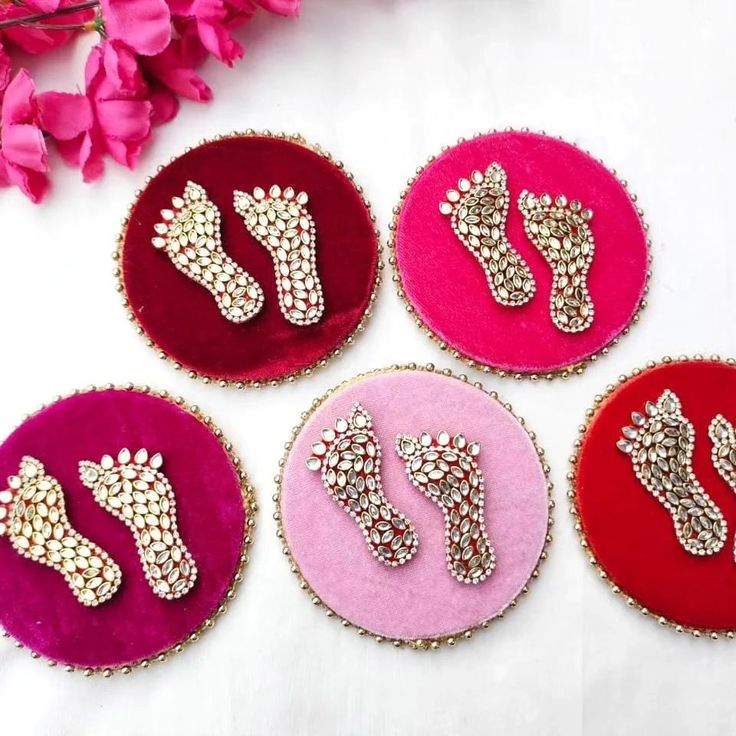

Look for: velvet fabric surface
[576,360,736,630]
[395,131,649,373]
[122,136,378,383]
[0,389,246,669]
[281,370,549,640]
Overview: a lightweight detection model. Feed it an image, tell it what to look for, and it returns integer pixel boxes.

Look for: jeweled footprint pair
[152,181,324,326]
[305,404,495,584]
[618,389,736,558]
[0,449,196,606]
[439,163,595,333]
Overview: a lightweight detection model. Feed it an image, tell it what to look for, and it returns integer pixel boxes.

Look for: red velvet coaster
[0,387,253,673]
[392,130,650,377]
[119,132,380,386]
[573,357,736,635]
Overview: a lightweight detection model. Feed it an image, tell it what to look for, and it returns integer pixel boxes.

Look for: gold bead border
[0,384,257,676]
[568,353,736,640]
[114,130,383,389]
[388,127,653,381]
[273,363,555,650]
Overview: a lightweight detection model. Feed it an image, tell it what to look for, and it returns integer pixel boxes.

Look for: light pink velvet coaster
[0,388,248,671]
[280,369,550,642]
[394,131,649,374]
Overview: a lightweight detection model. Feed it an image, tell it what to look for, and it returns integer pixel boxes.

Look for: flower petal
[2,123,47,172]
[255,0,299,17]
[1,69,36,126]
[38,92,94,141]
[101,0,172,56]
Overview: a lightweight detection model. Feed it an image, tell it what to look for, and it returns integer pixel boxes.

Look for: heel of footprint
[234,185,324,325]
[439,163,535,307]
[616,390,726,556]
[79,448,197,600]
[1,457,121,606]
[518,190,595,333]
[395,431,495,584]
[305,403,418,566]
[152,181,264,324]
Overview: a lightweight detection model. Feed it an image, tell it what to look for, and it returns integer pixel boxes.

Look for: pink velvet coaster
[279,367,551,644]
[0,388,249,672]
[393,130,650,375]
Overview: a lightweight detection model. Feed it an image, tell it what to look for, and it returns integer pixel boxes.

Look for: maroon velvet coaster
[118,132,380,386]
[0,387,252,674]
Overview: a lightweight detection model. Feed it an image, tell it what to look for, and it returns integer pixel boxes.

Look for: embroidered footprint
[616,390,727,556]
[79,448,197,599]
[709,414,736,560]
[0,457,121,606]
[152,181,264,324]
[395,431,495,584]
[234,185,324,325]
[306,403,418,566]
[518,190,595,333]
[439,163,535,307]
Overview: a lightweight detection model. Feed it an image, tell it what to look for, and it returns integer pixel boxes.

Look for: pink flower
[0,0,93,55]
[253,0,299,16]
[141,34,212,102]
[0,70,49,202]
[170,0,252,66]
[23,0,62,12]
[148,84,179,126]
[39,41,153,182]
[100,0,172,56]
[0,46,10,92]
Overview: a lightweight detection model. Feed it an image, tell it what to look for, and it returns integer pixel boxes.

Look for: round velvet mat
[0,388,248,670]
[575,359,736,632]
[280,368,550,642]
[393,130,649,375]
[121,133,379,384]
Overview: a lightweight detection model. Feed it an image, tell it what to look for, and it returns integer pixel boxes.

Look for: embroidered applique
[79,449,198,599]
[235,185,324,325]
[306,403,418,566]
[518,190,595,332]
[0,457,122,606]
[617,390,727,556]
[439,163,535,307]
[152,181,264,324]
[395,431,495,584]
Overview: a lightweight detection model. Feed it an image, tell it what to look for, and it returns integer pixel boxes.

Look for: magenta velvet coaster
[280,369,550,641]
[0,389,247,670]
[394,131,649,374]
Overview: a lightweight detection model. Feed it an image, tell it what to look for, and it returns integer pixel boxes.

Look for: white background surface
[1,1,735,733]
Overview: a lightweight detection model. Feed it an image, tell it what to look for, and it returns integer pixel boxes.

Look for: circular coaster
[0,387,253,673]
[391,130,650,378]
[572,356,736,636]
[118,131,380,387]
[277,365,552,647]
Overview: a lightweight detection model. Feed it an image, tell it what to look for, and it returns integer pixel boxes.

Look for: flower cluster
[0,0,299,202]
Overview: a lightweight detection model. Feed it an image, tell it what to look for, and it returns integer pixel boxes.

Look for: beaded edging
[0,384,257,676]
[274,363,554,650]
[568,354,736,640]
[115,130,383,389]
[388,127,652,381]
